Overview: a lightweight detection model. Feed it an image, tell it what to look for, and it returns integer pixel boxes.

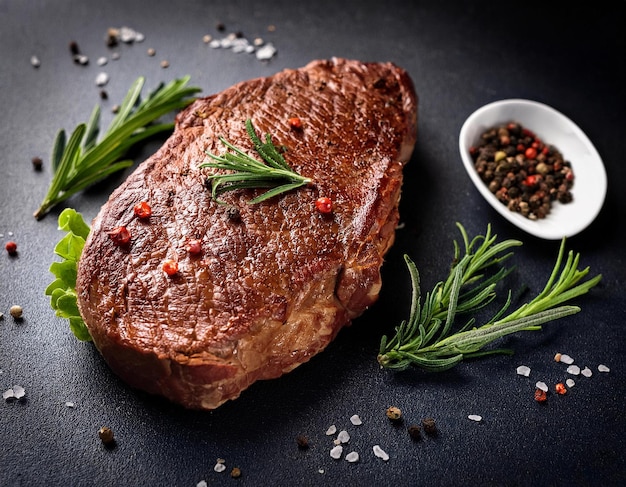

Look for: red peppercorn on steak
[76,58,418,410]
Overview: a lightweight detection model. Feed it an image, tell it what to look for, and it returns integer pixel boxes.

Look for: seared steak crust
[76,58,417,409]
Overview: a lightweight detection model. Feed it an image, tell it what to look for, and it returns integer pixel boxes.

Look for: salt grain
[536,381,548,392]
[468,414,482,422]
[256,43,277,61]
[598,364,610,372]
[560,354,574,364]
[337,430,350,443]
[95,72,109,87]
[566,378,575,388]
[516,365,531,377]
[30,55,41,68]
[65,401,75,408]
[330,445,343,459]
[372,445,389,461]
[197,481,207,487]
[350,414,362,425]
[581,367,592,377]
[345,451,359,463]
[325,425,337,435]
[567,365,581,375]
[3,389,14,400]
[13,385,25,399]
[97,56,108,66]
[213,462,226,473]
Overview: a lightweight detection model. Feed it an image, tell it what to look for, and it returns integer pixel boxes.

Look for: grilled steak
[76,58,418,410]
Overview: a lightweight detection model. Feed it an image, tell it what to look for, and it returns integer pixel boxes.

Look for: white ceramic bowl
[459,99,607,240]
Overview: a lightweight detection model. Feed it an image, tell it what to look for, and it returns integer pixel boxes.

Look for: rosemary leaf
[377,223,601,371]
[200,119,312,204]
[34,76,200,219]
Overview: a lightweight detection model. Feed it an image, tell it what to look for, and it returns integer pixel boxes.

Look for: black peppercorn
[422,417,437,436]
[296,435,309,449]
[407,424,422,440]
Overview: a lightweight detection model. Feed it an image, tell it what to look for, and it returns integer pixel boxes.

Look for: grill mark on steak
[76,58,417,409]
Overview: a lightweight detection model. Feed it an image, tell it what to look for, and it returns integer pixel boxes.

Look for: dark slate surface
[1,1,624,486]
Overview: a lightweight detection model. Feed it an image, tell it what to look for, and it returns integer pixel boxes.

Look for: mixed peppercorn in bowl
[459,99,607,240]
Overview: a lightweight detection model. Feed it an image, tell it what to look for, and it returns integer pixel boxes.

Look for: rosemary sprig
[34,76,201,219]
[200,119,312,204]
[377,223,602,371]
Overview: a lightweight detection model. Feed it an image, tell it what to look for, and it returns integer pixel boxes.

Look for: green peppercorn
[386,406,402,421]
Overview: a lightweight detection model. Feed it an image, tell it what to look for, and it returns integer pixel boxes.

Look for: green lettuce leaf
[45,208,92,341]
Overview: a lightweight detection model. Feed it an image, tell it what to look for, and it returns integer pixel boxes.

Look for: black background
[1,1,624,486]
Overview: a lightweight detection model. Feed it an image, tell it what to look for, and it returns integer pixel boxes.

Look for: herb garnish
[34,76,200,219]
[200,119,312,204]
[378,223,601,371]
[45,208,91,341]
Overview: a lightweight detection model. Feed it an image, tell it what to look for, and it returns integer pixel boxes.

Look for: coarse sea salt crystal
[337,430,350,444]
[330,445,343,459]
[65,401,75,408]
[350,414,362,425]
[566,378,575,387]
[213,462,226,473]
[560,354,574,364]
[3,389,14,400]
[345,451,359,463]
[516,365,531,377]
[536,381,548,392]
[30,55,41,67]
[196,481,207,487]
[468,414,482,422]
[567,365,581,375]
[373,445,389,461]
[581,367,593,377]
[12,385,25,399]
[325,425,337,435]
[97,56,108,66]
[256,43,276,61]
[95,72,109,87]
[598,364,610,373]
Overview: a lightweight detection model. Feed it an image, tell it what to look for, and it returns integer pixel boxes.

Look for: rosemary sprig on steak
[201,119,312,204]
[34,76,200,219]
[378,223,601,372]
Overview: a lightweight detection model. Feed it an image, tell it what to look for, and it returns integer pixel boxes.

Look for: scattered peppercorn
[230,467,241,479]
[31,156,43,171]
[470,121,574,220]
[534,388,548,402]
[133,201,152,219]
[225,206,241,222]
[5,241,17,256]
[162,259,179,276]
[315,196,333,214]
[69,40,80,55]
[288,117,303,130]
[407,424,422,440]
[186,239,202,255]
[421,418,437,436]
[555,383,567,395]
[10,305,23,319]
[296,434,309,449]
[99,90,108,100]
[107,226,131,246]
[386,406,402,421]
[98,426,115,445]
